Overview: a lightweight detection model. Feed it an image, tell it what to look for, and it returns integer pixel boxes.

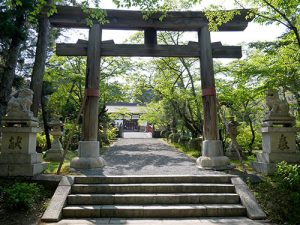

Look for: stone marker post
[252,90,300,174]
[0,88,48,176]
[45,117,64,161]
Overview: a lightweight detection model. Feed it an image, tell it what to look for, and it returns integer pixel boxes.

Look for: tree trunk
[30,1,52,117]
[41,94,51,150]
[247,115,255,155]
[0,9,26,123]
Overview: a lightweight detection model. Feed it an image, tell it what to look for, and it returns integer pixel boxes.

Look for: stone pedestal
[0,126,48,176]
[70,141,105,169]
[196,140,230,170]
[45,119,64,161]
[252,127,300,174]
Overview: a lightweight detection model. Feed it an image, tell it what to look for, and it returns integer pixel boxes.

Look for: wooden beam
[56,42,242,58]
[144,28,157,46]
[49,6,252,31]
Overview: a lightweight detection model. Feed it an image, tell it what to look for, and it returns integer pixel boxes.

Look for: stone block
[257,152,300,163]
[7,162,48,176]
[251,161,276,175]
[45,149,64,161]
[0,152,42,164]
[196,140,231,170]
[231,177,267,220]
[59,176,74,186]
[197,156,230,169]
[1,127,40,154]
[261,127,300,153]
[70,141,105,169]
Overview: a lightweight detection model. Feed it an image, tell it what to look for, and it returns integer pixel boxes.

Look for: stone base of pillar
[70,141,105,169]
[196,140,231,170]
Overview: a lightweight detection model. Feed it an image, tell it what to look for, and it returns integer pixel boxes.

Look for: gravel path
[76,133,224,176]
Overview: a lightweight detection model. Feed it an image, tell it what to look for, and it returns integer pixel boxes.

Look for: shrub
[107,127,118,140]
[188,137,202,151]
[274,161,300,191]
[249,162,300,224]
[3,183,44,210]
[36,133,53,152]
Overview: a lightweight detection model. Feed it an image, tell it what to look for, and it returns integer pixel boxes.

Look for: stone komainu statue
[7,88,34,116]
[265,89,290,117]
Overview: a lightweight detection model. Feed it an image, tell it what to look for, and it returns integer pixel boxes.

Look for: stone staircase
[62,175,248,219]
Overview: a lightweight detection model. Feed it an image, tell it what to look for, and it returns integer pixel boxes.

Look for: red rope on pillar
[202,88,216,97]
[85,88,100,97]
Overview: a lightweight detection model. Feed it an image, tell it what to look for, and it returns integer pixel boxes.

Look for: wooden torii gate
[49,6,252,169]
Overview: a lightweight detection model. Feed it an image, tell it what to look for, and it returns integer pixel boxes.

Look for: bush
[249,162,300,224]
[188,137,202,151]
[178,135,190,145]
[107,127,118,140]
[3,183,44,210]
[274,161,300,191]
[36,133,53,152]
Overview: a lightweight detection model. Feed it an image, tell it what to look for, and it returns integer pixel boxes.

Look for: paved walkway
[76,133,223,176]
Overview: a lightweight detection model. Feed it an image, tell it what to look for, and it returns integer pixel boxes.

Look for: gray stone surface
[74,138,224,176]
[253,126,300,174]
[71,141,105,169]
[41,217,269,225]
[197,140,230,169]
[42,176,74,222]
[231,177,266,220]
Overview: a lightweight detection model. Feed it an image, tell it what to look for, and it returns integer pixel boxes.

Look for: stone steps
[63,204,246,218]
[71,183,236,194]
[73,175,233,184]
[67,193,240,205]
[60,175,249,219]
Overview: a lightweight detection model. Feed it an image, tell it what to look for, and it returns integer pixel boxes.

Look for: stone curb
[41,176,74,222]
[231,177,267,220]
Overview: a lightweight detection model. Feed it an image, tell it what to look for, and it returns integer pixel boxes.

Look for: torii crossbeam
[49,5,252,170]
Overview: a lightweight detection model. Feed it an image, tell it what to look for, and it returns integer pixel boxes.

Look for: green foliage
[274,161,300,191]
[204,6,242,31]
[36,133,53,152]
[236,123,262,151]
[250,162,300,224]
[44,151,77,174]
[81,1,109,27]
[107,127,118,140]
[165,138,200,158]
[3,183,44,210]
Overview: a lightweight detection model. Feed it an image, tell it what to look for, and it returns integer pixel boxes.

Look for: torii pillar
[71,24,105,169]
[196,26,230,169]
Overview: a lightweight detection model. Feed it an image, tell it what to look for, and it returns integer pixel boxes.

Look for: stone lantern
[45,117,64,161]
[225,116,243,159]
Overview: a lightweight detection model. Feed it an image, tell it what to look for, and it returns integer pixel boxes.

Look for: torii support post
[196,26,230,169]
[70,23,105,169]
